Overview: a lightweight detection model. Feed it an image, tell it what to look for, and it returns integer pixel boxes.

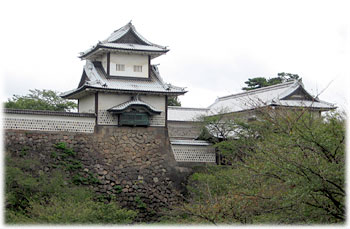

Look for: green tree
[168,96,181,106]
[278,72,300,81]
[197,109,237,143]
[5,89,77,111]
[177,109,345,224]
[242,77,270,91]
[242,72,300,91]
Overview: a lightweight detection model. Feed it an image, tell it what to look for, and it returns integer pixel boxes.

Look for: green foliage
[20,146,30,157]
[197,110,239,142]
[242,72,299,91]
[51,142,101,185]
[52,142,80,172]
[72,172,101,185]
[134,195,147,209]
[53,142,76,157]
[5,89,77,111]
[176,110,345,224]
[278,72,300,81]
[242,77,270,91]
[114,185,123,194]
[5,154,136,224]
[168,96,181,106]
[27,196,136,224]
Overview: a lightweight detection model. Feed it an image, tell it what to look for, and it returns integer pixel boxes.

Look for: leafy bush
[177,110,345,224]
[5,154,136,224]
[27,190,136,224]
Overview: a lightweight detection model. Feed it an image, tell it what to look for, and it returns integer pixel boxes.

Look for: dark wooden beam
[148,55,151,79]
[95,92,99,125]
[165,95,168,128]
[107,52,110,76]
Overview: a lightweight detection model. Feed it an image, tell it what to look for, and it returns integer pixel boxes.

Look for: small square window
[133,65,142,72]
[116,64,125,71]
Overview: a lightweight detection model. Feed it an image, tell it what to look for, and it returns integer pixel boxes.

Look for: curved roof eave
[61,85,187,99]
[270,103,337,111]
[79,45,168,59]
[108,104,161,115]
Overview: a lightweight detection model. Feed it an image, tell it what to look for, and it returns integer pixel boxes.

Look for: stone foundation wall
[4,126,192,221]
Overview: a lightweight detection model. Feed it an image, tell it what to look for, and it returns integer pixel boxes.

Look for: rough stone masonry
[5,126,192,221]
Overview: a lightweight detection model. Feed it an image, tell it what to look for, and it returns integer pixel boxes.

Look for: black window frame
[119,112,150,127]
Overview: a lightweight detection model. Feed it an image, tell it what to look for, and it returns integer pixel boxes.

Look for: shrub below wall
[5,126,190,222]
[5,154,137,224]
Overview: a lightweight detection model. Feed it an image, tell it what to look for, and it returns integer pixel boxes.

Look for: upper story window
[116,64,125,71]
[133,65,142,72]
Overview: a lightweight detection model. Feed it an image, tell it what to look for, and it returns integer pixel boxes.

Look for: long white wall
[171,143,216,163]
[4,112,95,133]
[168,121,202,139]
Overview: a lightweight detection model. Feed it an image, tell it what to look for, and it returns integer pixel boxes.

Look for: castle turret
[62,22,186,127]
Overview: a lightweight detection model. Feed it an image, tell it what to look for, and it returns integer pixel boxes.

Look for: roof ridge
[105,22,166,49]
[218,80,297,101]
[80,22,168,59]
[168,106,209,110]
[104,22,132,43]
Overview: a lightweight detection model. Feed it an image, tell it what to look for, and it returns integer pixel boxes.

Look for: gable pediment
[112,29,149,45]
[282,86,314,101]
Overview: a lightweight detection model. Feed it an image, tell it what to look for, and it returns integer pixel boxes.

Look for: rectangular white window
[133,65,142,72]
[116,64,125,71]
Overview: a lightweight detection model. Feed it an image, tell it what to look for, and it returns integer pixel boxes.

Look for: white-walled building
[4,22,337,165]
[61,21,186,127]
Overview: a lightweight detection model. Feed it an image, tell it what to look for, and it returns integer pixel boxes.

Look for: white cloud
[0,0,348,111]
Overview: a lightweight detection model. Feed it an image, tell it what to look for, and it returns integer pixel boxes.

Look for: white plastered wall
[4,113,95,133]
[109,53,149,78]
[168,121,201,139]
[101,55,108,73]
[79,94,95,113]
[141,94,166,126]
[171,144,216,162]
[97,93,130,125]
[97,92,166,126]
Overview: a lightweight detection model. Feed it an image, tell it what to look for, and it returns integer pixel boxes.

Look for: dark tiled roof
[79,22,168,59]
[108,95,161,114]
[3,109,95,117]
[61,60,186,99]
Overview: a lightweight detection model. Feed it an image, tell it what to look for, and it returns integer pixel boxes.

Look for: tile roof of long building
[208,80,335,114]
[167,106,209,122]
[168,80,335,122]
